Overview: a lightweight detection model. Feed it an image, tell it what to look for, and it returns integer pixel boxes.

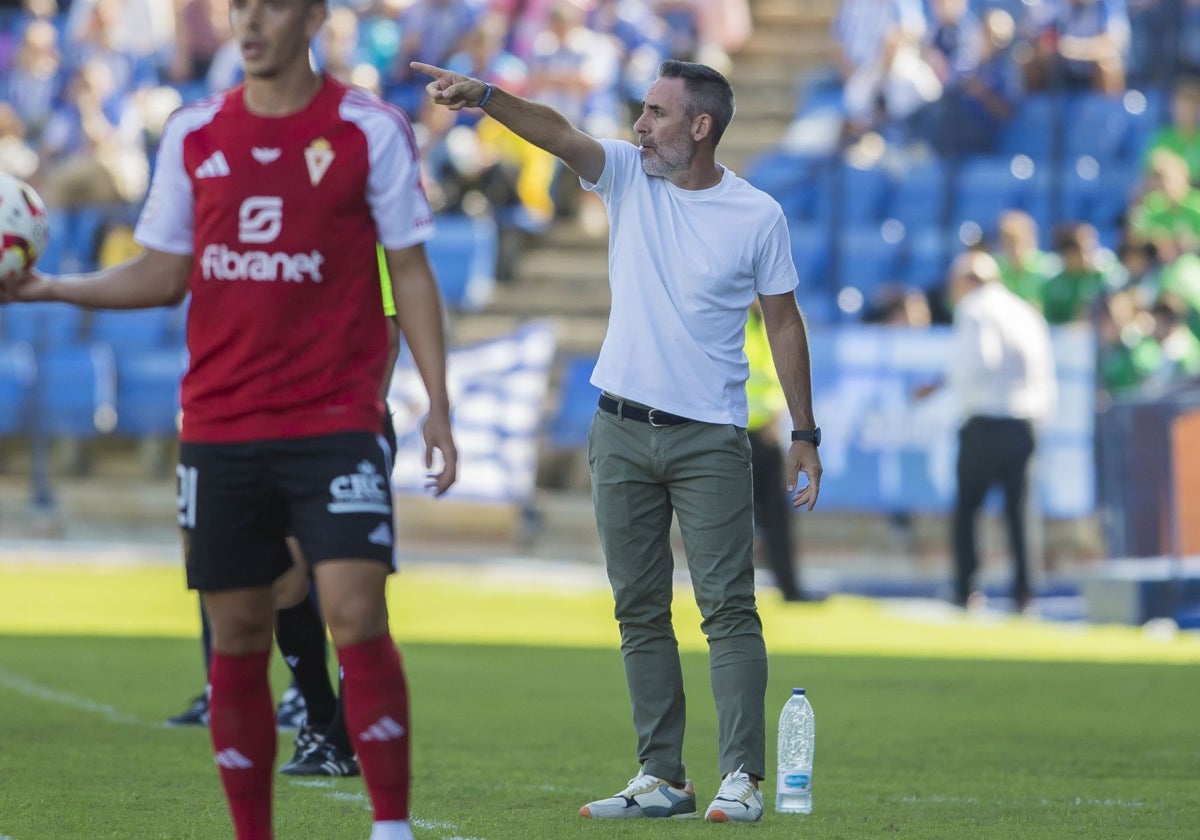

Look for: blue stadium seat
[997,95,1058,161]
[813,161,890,225]
[744,150,815,219]
[34,343,118,438]
[951,156,1030,229]
[38,206,106,275]
[1057,160,1100,224]
[836,223,904,300]
[885,160,947,227]
[545,354,600,450]
[1096,161,1141,228]
[788,220,832,289]
[90,307,187,352]
[1,303,87,349]
[795,287,837,324]
[904,226,956,291]
[0,342,36,436]
[425,213,499,313]
[114,348,187,437]
[1063,92,1130,162]
[1121,88,1168,160]
[1056,159,1138,230]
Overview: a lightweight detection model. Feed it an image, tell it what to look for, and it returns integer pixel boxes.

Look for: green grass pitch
[1,561,1199,839]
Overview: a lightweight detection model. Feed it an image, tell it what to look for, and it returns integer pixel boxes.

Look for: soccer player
[2,0,457,837]
[413,59,822,824]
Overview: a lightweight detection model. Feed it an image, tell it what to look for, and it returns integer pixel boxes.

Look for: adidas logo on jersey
[214,748,254,769]
[195,151,231,179]
[358,716,406,743]
[367,522,392,547]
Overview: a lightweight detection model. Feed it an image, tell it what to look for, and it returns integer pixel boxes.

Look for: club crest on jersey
[304,138,334,187]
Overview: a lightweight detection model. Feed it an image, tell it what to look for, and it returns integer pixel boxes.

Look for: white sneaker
[579,769,697,819]
[704,765,764,823]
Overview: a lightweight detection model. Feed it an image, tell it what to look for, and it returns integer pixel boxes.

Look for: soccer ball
[0,173,50,284]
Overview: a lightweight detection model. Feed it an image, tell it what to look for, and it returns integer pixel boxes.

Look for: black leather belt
[598,394,692,427]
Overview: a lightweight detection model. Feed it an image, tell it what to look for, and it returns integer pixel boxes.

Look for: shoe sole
[705,809,762,823]
[579,808,696,819]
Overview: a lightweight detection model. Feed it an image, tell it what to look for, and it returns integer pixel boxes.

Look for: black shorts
[177,431,396,591]
[381,408,397,458]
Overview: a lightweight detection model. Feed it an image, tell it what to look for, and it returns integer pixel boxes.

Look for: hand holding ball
[0,172,49,292]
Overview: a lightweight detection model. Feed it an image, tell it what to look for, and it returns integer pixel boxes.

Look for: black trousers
[749,428,802,600]
[952,415,1036,606]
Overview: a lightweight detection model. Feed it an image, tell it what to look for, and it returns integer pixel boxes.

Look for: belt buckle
[647,408,669,427]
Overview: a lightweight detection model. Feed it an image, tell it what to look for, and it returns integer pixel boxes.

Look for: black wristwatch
[791,427,821,446]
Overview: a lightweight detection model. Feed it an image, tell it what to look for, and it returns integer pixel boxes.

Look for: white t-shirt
[947,281,1057,424]
[581,138,799,427]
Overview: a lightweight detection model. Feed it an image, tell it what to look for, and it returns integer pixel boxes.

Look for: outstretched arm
[0,248,192,309]
[410,61,607,185]
[759,290,822,510]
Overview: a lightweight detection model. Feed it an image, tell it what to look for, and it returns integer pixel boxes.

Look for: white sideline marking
[411,820,457,831]
[0,670,147,725]
[412,817,492,840]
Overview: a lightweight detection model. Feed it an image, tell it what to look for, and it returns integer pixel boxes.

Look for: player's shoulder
[161,89,233,142]
[336,82,417,132]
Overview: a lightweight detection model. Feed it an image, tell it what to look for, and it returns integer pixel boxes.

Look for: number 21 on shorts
[177,464,199,528]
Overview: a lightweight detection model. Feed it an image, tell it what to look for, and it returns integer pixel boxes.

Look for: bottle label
[781,771,810,792]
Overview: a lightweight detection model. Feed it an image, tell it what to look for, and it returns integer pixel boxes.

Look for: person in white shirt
[945,250,1057,613]
[412,57,823,824]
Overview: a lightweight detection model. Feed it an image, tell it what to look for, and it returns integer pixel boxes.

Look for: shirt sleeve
[133,112,196,256]
[580,138,633,205]
[353,100,436,251]
[755,213,800,296]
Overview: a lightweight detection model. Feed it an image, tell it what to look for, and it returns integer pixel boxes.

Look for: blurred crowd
[0,0,753,279]
[777,0,1200,407]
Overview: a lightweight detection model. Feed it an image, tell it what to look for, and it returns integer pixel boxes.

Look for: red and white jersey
[135,76,434,443]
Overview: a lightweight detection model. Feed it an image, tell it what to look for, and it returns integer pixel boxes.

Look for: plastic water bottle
[775,687,814,814]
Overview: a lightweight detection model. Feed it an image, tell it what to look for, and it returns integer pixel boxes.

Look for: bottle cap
[792,688,805,695]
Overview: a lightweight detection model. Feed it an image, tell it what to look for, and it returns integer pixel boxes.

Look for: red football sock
[338,634,411,822]
[208,650,276,840]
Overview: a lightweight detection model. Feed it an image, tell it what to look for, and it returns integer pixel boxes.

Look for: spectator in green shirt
[1145,292,1200,389]
[1041,222,1112,324]
[1093,289,1161,398]
[993,209,1057,305]
[1143,75,1200,185]
[1129,148,1200,261]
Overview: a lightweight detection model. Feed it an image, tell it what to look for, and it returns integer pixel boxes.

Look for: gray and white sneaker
[580,770,696,819]
[704,765,763,823]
